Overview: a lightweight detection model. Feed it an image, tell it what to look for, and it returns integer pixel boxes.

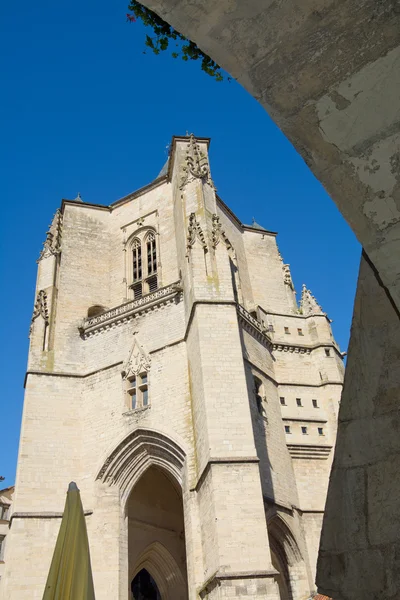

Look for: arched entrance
[127,466,188,600]
[96,428,188,599]
[131,568,161,600]
[268,515,309,600]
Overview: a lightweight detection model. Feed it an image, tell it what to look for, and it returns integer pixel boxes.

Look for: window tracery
[127,228,159,299]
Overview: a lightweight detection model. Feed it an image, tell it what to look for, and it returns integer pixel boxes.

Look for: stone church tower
[2,135,344,600]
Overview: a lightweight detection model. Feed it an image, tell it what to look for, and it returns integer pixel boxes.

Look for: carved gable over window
[122,337,151,380]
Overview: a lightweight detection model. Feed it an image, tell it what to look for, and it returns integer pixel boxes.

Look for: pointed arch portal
[97,429,188,599]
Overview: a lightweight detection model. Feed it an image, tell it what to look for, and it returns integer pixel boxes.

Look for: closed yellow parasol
[42,482,95,600]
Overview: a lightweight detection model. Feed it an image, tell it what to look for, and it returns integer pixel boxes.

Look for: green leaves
[127,0,226,80]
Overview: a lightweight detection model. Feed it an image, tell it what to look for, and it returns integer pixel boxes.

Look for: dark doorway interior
[131,568,162,600]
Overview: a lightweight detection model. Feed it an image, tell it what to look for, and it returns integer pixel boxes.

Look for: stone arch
[95,428,186,505]
[139,0,400,312]
[131,541,187,600]
[268,514,309,600]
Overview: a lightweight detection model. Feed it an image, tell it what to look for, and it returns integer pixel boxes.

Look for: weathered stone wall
[318,253,400,600]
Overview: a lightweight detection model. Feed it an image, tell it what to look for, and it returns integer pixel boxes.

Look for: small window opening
[146,232,157,275]
[0,535,5,561]
[147,275,158,293]
[132,283,142,299]
[296,398,302,407]
[312,399,318,408]
[325,348,331,357]
[297,328,303,336]
[268,323,274,332]
[139,373,149,407]
[280,397,286,405]
[318,427,324,436]
[284,327,290,334]
[254,376,263,415]
[250,310,257,320]
[285,425,291,434]
[301,426,308,435]
[127,376,137,410]
[132,239,142,282]
[126,373,149,410]
[0,504,9,521]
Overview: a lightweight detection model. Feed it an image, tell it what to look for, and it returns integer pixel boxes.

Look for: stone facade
[0,487,14,589]
[2,135,344,600]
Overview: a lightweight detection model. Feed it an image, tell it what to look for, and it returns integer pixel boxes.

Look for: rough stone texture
[138,0,400,310]
[2,136,344,599]
[317,253,400,600]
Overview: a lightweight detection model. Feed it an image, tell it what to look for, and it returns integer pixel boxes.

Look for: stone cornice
[10,510,93,525]
[286,444,332,460]
[79,282,183,337]
[272,341,343,357]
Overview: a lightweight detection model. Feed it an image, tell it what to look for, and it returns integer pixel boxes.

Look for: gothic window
[0,504,9,520]
[280,396,286,405]
[123,338,151,412]
[126,372,149,410]
[128,229,159,298]
[325,348,331,357]
[318,427,324,436]
[312,399,318,408]
[132,239,142,282]
[285,425,291,434]
[301,426,308,435]
[146,231,157,276]
[296,398,302,407]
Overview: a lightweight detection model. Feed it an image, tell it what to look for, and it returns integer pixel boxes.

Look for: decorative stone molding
[180,134,215,189]
[187,212,208,252]
[10,510,93,524]
[299,284,325,316]
[211,214,232,250]
[29,290,49,336]
[237,305,272,348]
[79,282,182,337]
[96,429,186,503]
[286,444,332,460]
[122,337,151,379]
[273,344,311,354]
[38,209,63,261]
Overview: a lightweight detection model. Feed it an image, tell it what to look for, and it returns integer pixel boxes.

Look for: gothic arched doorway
[127,466,188,600]
[131,568,162,600]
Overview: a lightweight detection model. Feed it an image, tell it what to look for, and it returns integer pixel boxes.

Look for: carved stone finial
[180,134,215,190]
[299,284,324,316]
[211,214,232,250]
[187,212,208,253]
[74,192,83,202]
[282,264,294,290]
[30,290,49,336]
[38,209,63,262]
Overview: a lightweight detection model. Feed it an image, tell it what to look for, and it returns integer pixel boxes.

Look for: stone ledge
[287,444,332,460]
[199,569,279,597]
[10,510,93,525]
[79,282,183,337]
[192,456,260,492]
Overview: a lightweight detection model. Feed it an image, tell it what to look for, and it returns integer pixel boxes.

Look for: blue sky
[0,0,360,485]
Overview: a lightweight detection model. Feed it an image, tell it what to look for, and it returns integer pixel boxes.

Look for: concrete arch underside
[135,4,400,599]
